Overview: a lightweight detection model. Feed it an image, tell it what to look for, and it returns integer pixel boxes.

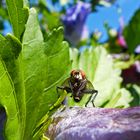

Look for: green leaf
[44,11,60,30]
[6,0,29,40]
[123,9,140,53]
[0,7,71,140]
[39,0,47,6]
[104,91,121,108]
[105,88,133,108]
[0,59,21,140]
[22,8,71,139]
[114,88,133,108]
[0,34,26,139]
[70,47,127,107]
[0,7,8,20]
[113,55,135,70]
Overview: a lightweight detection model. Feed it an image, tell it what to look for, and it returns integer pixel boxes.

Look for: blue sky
[3,0,140,40]
[86,0,140,42]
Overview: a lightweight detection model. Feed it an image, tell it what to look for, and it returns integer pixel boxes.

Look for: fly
[57,69,98,107]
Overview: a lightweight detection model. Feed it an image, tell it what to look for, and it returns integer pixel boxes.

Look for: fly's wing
[85,80,94,90]
[61,77,70,88]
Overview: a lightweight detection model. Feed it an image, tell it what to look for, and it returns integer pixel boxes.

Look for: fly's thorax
[69,79,87,102]
[70,79,86,91]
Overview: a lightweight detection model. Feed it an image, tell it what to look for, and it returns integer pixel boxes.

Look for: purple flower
[61,1,91,45]
[45,107,140,140]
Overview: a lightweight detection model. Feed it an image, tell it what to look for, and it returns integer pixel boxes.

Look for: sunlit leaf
[22,8,71,139]
[0,34,25,139]
[0,7,71,140]
[70,47,132,107]
[0,59,21,140]
[6,0,29,40]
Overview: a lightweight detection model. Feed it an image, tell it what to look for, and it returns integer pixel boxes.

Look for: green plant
[0,1,71,139]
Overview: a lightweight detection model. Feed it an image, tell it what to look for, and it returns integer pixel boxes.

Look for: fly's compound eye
[70,70,76,77]
[79,70,86,79]
[70,69,86,80]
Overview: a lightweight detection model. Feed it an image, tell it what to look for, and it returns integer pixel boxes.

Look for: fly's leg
[57,86,71,97]
[57,86,72,102]
[82,89,98,107]
[49,86,71,111]
[57,86,71,104]
[56,86,65,97]
[68,81,75,97]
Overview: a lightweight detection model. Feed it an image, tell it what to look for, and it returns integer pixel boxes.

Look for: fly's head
[70,69,86,82]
